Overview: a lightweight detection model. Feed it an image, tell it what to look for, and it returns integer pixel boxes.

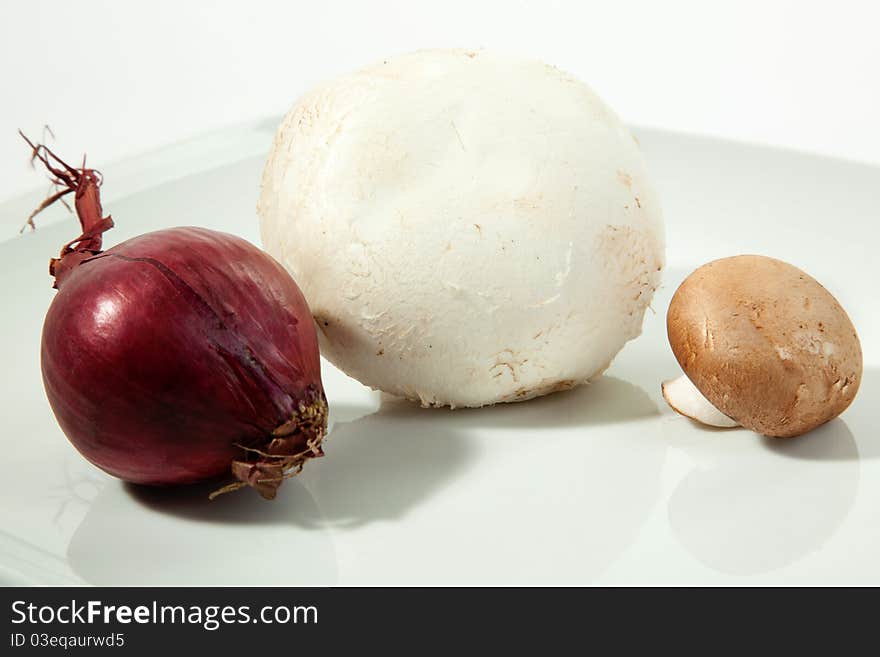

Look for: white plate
[1,120,877,586]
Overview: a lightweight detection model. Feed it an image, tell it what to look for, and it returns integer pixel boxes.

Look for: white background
[2,0,879,203]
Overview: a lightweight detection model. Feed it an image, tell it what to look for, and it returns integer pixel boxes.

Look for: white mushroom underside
[662,374,740,428]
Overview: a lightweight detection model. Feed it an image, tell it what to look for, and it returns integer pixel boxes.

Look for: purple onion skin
[42,227,326,499]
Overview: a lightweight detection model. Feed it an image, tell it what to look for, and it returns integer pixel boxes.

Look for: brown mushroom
[664,255,862,438]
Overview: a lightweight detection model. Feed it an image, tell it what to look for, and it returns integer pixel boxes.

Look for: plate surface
[1,120,877,585]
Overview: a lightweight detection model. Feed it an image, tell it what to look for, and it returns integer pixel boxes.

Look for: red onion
[25,134,327,500]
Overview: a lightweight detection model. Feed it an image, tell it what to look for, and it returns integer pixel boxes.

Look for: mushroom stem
[662,374,740,428]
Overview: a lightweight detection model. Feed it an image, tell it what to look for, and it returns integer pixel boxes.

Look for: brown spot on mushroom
[491,361,518,382]
[617,170,633,188]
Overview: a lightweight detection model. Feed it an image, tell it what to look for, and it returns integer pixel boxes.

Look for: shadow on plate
[292,377,660,530]
[383,375,660,430]
[298,399,475,528]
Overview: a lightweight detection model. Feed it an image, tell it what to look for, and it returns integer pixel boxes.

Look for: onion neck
[71,172,110,252]
[19,134,115,289]
[50,172,115,289]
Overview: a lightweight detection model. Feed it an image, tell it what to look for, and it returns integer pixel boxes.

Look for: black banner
[0,586,858,653]
[3,587,584,653]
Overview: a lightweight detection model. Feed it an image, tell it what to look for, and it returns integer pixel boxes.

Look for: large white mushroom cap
[259,49,664,408]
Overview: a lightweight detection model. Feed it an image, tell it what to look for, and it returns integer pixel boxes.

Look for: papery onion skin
[29,136,326,499]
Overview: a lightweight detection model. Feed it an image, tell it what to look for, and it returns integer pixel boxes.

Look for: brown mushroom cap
[667,255,862,437]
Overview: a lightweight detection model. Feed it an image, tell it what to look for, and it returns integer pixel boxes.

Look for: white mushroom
[259,49,665,408]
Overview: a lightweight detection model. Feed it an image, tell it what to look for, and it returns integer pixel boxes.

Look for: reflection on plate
[667,419,859,576]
